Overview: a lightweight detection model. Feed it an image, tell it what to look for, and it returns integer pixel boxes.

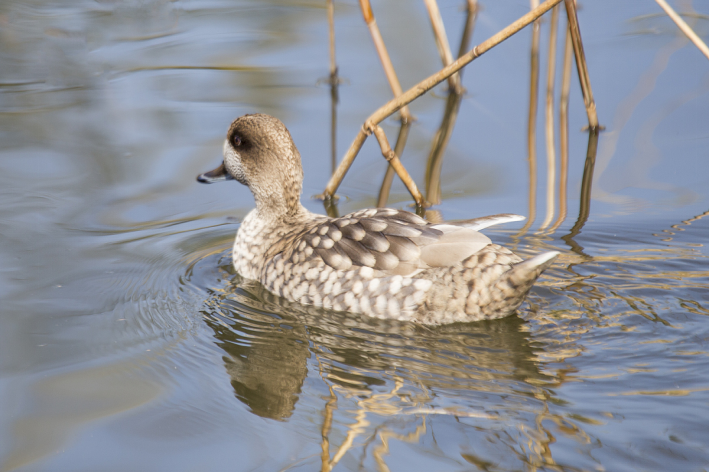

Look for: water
[1,0,709,470]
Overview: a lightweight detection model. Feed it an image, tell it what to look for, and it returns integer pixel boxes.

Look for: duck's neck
[247,150,307,223]
[252,183,308,224]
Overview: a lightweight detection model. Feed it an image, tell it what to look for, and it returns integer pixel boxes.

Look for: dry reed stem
[330,80,338,175]
[519,0,542,235]
[380,0,476,207]
[540,4,560,231]
[321,0,565,201]
[325,0,340,213]
[367,0,564,126]
[564,0,599,130]
[457,0,479,60]
[655,0,709,60]
[376,122,411,207]
[423,0,461,92]
[424,1,476,205]
[327,0,337,78]
[549,24,573,233]
[359,0,412,122]
[372,125,426,207]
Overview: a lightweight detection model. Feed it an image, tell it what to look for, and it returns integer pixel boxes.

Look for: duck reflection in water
[202,265,552,422]
[204,282,310,421]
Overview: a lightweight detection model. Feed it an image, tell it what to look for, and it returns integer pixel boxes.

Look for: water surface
[1,0,709,470]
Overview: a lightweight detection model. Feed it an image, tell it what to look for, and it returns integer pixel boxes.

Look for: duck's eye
[231,133,242,147]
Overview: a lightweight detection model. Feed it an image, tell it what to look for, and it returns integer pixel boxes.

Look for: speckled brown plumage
[198,113,560,324]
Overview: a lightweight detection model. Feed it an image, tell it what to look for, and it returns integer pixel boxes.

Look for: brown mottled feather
[379,221,423,238]
[339,222,366,241]
[372,250,399,270]
[359,219,388,233]
[386,235,421,262]
[337,238,377,267]
[360,231,390,253]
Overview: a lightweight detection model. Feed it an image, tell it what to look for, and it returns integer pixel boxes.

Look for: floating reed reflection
[424,89,465,206]
[653,208,709,242]
[560,128,599,257]
[329,78,338,178]
[323,196,340,218]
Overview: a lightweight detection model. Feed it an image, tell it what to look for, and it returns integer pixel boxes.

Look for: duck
[197,113,559,325]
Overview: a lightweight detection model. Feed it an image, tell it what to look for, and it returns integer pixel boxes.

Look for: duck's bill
[196,162,234,184]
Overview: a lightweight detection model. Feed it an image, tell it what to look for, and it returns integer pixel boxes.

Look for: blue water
[1,0,709,470]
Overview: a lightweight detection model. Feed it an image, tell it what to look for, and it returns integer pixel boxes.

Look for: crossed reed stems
[318,0,708,229]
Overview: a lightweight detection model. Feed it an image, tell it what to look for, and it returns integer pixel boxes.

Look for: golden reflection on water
[193,253,641,470]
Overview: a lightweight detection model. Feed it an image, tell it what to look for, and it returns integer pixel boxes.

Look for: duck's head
[197,114,304,218]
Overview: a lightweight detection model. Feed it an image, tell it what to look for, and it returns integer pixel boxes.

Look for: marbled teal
[198,113,559,325]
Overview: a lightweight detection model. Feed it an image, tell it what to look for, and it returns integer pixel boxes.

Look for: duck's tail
[471,250,560,320]
[506,251,560,287]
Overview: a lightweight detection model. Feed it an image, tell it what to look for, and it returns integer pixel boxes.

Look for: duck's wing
[445,213,525,231]
[284,208,494,276]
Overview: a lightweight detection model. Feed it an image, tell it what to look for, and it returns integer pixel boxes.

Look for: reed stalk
[359,0,413,122]
[423,0,477,205]
[423,0,461,92]
[564,0,599,130]
[519,0,542,234]
[372,125,426,209]
[549,24,573,233]
[376,122,411,207]
[321,0,565,202]
[655,0,709,60]
[327,0,337,79]
[540,4,560,230]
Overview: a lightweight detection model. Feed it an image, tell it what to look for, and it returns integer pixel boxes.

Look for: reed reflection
[561,128,599,257]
